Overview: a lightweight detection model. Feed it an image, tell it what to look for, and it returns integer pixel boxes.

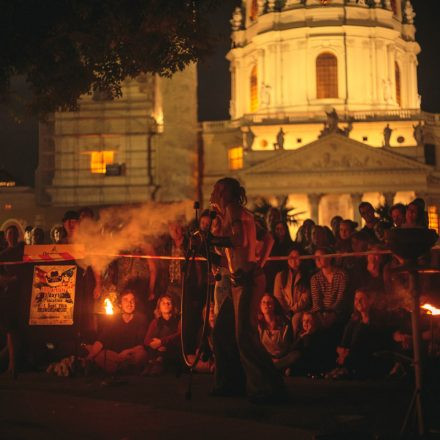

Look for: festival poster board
[29,265,77,325]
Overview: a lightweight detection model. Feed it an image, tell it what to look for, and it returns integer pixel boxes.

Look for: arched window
[249,0,258,21]
[395,62,401,106]
[316,53,338,99]
[250,65,259,112]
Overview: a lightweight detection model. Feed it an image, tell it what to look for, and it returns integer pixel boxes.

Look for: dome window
[316,53,338,99]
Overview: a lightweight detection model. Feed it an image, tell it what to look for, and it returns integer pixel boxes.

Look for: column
[308,193,323,224]
[383,191,396,208]
[351,193,363,226]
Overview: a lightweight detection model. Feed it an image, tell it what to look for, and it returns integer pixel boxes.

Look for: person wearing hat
[62,210,79,244]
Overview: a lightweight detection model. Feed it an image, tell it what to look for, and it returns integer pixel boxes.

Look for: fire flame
[104,298,114,315]
[421,303,440,316]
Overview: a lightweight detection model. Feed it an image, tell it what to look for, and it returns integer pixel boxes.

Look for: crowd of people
[1,184,439,398]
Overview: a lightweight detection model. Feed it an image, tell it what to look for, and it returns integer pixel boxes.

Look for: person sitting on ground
[85,290,148,374]
[273,245,311,337]
[358,202,379,243]
[390,203,406,228]
[142,294,181,376]
[288,312,332,376]
[328,288,392,379]
[187,302,216,374]
[310,247,349,330]
[257,294,294,374]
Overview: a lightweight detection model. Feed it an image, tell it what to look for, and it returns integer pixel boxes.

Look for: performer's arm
[257,229,274,269]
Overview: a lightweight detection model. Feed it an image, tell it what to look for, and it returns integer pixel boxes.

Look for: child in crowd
[142,294,181,376]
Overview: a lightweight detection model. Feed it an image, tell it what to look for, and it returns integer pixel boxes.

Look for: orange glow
[90,151,115,174]
[104,298,114,315]
[421,303,440,316]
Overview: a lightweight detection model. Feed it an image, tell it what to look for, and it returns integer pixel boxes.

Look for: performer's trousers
[213,269,285,398]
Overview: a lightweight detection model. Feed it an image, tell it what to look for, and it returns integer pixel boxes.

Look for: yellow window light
[428,205,439,234]
[89,151,115,174]
[228,146,243,170]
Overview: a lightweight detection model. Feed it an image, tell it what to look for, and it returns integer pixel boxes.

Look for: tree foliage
[0,0,217,117]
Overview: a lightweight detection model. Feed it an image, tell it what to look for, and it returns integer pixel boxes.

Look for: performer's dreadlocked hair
[217,177,247,206]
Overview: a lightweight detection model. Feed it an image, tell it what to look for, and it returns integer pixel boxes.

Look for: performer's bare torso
[220,205,257,274]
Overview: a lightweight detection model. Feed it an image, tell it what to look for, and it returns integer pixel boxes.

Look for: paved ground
[1,372,439,440]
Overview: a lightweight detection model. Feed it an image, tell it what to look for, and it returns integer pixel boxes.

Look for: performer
[209,177,286,404]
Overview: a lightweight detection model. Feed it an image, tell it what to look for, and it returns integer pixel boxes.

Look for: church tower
[202,0,440,230]
[36,65,198,207]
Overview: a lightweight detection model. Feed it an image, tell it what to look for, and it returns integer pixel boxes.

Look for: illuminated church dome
[228,0,419,119]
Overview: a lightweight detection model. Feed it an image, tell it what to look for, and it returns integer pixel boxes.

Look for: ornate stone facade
[202,0,440,230]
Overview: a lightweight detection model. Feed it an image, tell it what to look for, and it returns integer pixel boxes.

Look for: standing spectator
[273,246,311,337]
[5,225,20,249]
[142,294,181,376]
[358,202,379,242]
[50,225,66,244]
[30,227,45,245]
[23,226,33,245]
[265,221,293,293]
[390,203,406,228]
[61,210,80,244]
[403,200,427,228]
[311,248,348,329]
[330,216,343,242]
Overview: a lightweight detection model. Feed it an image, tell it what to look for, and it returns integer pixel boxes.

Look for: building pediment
[241,134,431,175]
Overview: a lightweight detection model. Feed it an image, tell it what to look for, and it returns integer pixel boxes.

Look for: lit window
[249,0,258,21]
[395,62,401,106]
[4,204,12,210]
[228,147,243,170]
[250,65,258,112]
[0,181,15,187]
[428,206,439,234]
[316,53,338,99]
[90,151,115,174]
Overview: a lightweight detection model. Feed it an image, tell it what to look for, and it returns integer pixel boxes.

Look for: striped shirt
[310,269,347,314]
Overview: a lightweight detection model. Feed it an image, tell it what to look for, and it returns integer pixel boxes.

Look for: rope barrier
[0,246,439,266]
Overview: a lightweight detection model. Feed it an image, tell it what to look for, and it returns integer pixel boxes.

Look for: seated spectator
[257,294,294,373]
[311,247,348,329]
[298,219,315,254]
[288,312,332,376]
[328,288,392,379]
[187,302,216,373]
[142,294,181,376]
[390,203,406,228]
[85,290,148,374]
[273,246,311,337]
[335,219,357,268]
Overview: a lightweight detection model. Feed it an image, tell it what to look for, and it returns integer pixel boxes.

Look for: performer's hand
[149,338,162,349]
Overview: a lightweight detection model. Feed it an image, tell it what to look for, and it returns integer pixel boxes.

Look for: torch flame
[104,298,114,315]
[421,303,440,316]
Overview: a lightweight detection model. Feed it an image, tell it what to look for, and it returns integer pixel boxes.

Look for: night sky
[0,0,438,187]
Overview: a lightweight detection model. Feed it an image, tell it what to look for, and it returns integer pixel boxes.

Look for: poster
[29,265,77,325]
